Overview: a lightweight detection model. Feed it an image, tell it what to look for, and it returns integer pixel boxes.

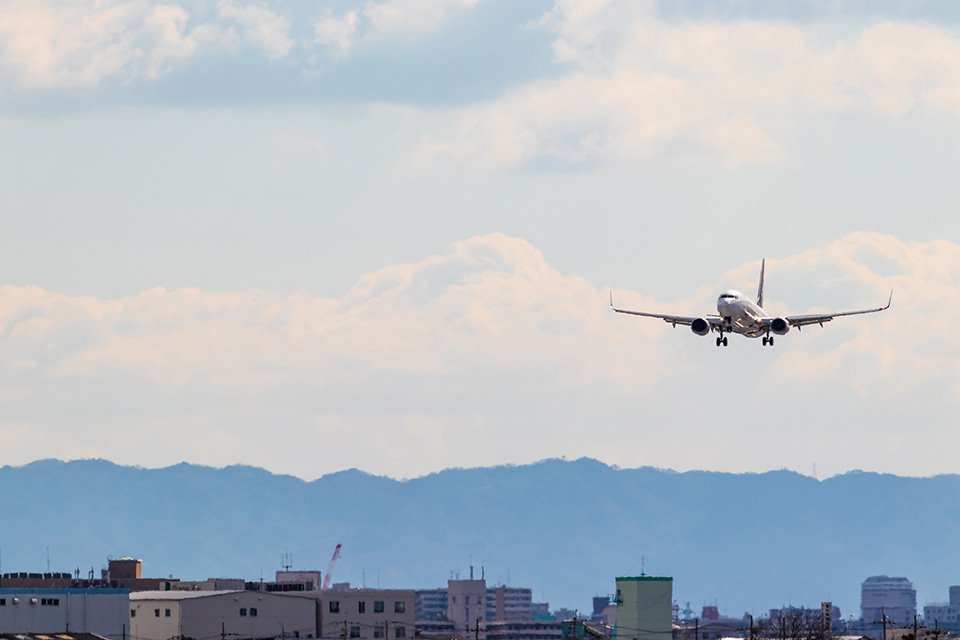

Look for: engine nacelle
[690,318,711,336]
[770,317,790,335]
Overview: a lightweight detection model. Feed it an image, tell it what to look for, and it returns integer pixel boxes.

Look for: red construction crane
[321,544,342,591]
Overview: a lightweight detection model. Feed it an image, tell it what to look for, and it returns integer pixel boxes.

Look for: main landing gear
[762,335,775,347]
[715,335,728,347]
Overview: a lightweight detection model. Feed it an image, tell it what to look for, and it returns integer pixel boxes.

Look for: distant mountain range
[0,458,956,621]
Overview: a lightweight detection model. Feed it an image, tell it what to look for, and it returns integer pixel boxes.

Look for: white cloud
[417,4,960,170]
[217,0,294,60]
[312,9,359,57]
[310,0,484,58]
[0,231,958,478]
[0,0,229,89]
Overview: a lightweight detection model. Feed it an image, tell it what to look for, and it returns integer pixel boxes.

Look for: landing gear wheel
[768,336,774,347]
[762,336,768,346]
[716,336,722,347]
[722,336,728,347]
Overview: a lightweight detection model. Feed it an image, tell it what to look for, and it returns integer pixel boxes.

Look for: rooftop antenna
[641,556,645,576]
[282,550,293,571]
[47,547,50,573]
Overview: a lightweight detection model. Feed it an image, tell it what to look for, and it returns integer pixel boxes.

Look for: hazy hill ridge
[0,458,956,618]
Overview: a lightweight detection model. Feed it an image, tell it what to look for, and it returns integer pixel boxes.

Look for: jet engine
[690,318,711,336]
[770,317,790,335]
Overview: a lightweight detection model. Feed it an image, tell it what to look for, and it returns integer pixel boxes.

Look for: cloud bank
[0,232,953,479]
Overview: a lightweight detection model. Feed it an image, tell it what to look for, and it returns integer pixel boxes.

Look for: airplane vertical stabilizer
[756,259,765,308]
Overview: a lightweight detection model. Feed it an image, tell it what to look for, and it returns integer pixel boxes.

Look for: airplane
[610,259,892,347]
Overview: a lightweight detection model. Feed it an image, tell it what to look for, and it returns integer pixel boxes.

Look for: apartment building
[487,588,533,622]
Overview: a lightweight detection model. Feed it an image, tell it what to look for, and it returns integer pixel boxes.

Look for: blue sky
[2,0,960,480]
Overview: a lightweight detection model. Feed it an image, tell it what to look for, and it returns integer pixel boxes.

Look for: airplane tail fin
[756,259,765,308]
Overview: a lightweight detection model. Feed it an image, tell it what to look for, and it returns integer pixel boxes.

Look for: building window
[350,626,361,638]
[40,599,58,606]
[330,601,341,613]
[240,608,247,617]
[394,602,405,614]
[251,608,258,617]
[395,626,406,638]
[155,609,160,617]
[359,602,366,614]
[0,599,5,606]
[131,610,136,617]
[374,601,384,613]
[165,609,171,617]
[374,627,384,638]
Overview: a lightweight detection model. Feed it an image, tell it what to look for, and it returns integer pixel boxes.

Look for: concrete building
[319,589,415,640]
[922,585,960,631]
[614,576,672,640]
[130,590,316,640]
[448,580,486,639]
[416,589,448,622]
[2,558,178,592]
[487,588,533,623]
[861,577,916,628]
[486,620,563,640]
[0,588,130,640]
[173,579,246,592]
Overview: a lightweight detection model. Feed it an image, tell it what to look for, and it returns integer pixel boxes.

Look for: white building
[0,588,129,640]
[922,585,960,630]
[130,590,316,640]
[448,580,486,639]
[613,576,672,640]
[861,576,916,627]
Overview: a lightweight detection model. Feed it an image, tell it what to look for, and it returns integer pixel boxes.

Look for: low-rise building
[319,589,415,640]
[0,588,130,640]
[487,620,563,640]
[130,590,317,640]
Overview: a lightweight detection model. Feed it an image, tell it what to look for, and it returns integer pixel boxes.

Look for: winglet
[885,289,893,310]
[609,290,614,309]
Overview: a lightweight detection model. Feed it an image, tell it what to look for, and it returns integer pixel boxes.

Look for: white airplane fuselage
[716,290,768,338]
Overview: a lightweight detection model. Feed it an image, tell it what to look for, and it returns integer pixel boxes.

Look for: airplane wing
[780,291,893,328]
[609,292,723,329]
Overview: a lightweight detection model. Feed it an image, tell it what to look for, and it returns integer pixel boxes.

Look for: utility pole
[222,622,226,640]
[874,606,890,640]
[750,615,754,640]
[913,614,918,640]
[475,617,480,640]
[695,618,699,640]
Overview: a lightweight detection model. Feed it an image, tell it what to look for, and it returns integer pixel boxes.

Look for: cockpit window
[720,293,737,299]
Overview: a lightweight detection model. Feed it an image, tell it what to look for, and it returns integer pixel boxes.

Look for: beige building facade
[613,577,672,640]
[318,589,415,640]
[130,590,317,640]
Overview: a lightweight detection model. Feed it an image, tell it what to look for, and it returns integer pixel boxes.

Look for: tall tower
[614,576,672,640]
